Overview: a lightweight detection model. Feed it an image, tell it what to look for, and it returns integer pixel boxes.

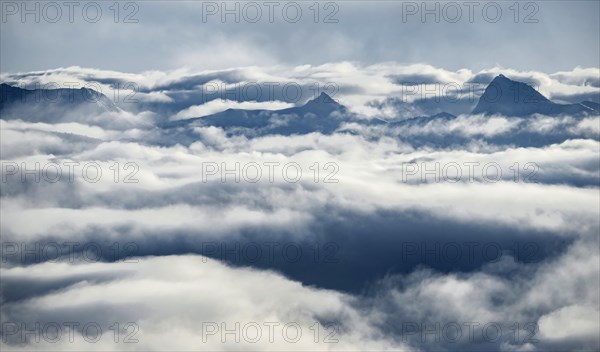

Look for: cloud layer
[1,63,599,351]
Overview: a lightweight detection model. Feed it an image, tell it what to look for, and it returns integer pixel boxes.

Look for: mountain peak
[472,75,550,116]
[302,92,344,108]
[490,73,526,84]
[472,75,598,117]
[292,91,347,116]
[489,74,511,84]
[306,92,337,105]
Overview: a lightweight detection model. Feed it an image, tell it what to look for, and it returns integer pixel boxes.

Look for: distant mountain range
[1,75,598,128]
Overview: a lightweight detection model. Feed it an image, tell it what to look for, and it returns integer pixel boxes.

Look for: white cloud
[1,63,599,352]
[0,255,410,351]
[4,64,599,119]
[172,99,295,120]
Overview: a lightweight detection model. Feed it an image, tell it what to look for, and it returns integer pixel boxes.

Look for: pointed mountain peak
[489,74,521,85]
[495,73,535,85]
[294,92,346,116]
[472,75,551,116]
[302,92,344,108]
[319,91,333,99]
[471,74,597,117]
[489,74,511,83]
[305,92,337,105]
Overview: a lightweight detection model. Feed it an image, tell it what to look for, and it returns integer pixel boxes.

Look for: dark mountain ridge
[165,92,348,135]
[0,83,119,122]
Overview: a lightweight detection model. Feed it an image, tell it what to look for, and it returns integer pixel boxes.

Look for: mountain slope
[0,83,119,122]
[169,92,348,135]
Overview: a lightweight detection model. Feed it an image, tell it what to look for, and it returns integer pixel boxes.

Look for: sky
[1,0,599,74]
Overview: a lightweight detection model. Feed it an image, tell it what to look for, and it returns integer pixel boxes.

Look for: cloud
[0,255,410,351]
[1,63,599,352]
[1,236,598,351]
[3,64,599,119]
[172,99,295,120]
[538,305,600,341]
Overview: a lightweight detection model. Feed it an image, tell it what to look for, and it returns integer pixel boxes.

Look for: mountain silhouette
[0,83,119,122]
[472,75,599,117]
[167,92,348,135]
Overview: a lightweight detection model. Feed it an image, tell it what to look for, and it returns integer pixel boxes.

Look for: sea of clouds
[1,63,599,351]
